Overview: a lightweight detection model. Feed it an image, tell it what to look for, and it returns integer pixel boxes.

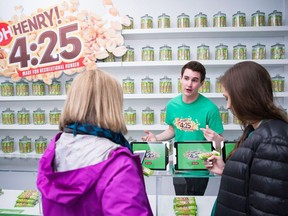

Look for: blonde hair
[60,69,127,134]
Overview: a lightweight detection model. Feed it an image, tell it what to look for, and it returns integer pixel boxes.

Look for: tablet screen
[222,141,236,162]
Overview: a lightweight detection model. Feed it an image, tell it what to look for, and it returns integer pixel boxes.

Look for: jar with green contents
[233,115,241,124]
[1,80,14,96]
[160,107,167,125]
[19,136,32,153]
[141,76,154,94]
[122,15,134,29]
[17,108,30,125]
[232,11,246,27]
[197,44,210,60]
[2,108,15,124]
[233,43,247,60]
[215,43,228,60]
[178,78,182,93]
[159,45,172,61]
[215,76,223,93]
[213,11,226,27]
[198,77,210,93]
[48,79,61,95]
[49,108,61,125]
[272,74,285,92]
[142,45,154,61]
[268,10,282,26]
[158,13,170,28]
[33,108,45,125]
[219,106,229,124]
[142,107,154,125]
[122,76,135,94]
[103,52,115,62]
[1,136,14,153]
[178,44,190,60]
[194,12,207,27]
[251,10,266,27]
[141,14,153,29]
[16,80,29,96]
[65,78,73,94]
[124,107,136,125]
[35,136,47,154]
[159,76,172,93]
[122,45,134,62]
[271,43,285,59]
[177,13,190,28]
[32,80,45,96]
[252,43,266,59]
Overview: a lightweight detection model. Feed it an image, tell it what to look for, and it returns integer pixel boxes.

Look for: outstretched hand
[141,130,157,141]
[200,125,223,143]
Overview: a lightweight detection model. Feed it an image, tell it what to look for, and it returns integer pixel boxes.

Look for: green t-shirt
[165,94,224,142]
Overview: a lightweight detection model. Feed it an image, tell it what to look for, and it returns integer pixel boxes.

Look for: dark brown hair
[181,61,206,82]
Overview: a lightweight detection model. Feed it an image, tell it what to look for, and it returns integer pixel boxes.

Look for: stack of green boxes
[173,196,197,215]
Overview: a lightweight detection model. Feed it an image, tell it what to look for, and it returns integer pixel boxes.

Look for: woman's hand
[204,155,225,175]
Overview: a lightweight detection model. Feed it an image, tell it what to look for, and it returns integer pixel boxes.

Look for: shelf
[122,26,288,39]
[0,152,42,159]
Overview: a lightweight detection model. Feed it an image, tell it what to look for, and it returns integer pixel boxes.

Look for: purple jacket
[37,133,153,216]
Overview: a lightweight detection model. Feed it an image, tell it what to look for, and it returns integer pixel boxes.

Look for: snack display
[215,43,228,60]
[215,76,223,93]
[142,107,154,125]
[124,107,136,125]
[177,44,190,61]
[213,11,226,27]
[194,12,207,27]
[49,108,61,125]
[198,77,210,93]
[17,108,30,125]
[271,43,285,59]
[35,136,48,154]
[198,150,220,160]
[15,190,39,207]
[122,45,134,62]
[48,79,61,95]
[16,80,29,96]
[268,10,282,26]
[197,44,210,60]
[141,76,154,94]
[158,13,170,28]
[1,136,14,153]
[33,108,45,125]
[103,52,115,62]
[252,43,266,60]
[2,108,15,124]
[142,45,154,61]
[141,14,153,29]
[177,13,190,28]
[232,11,246,27]
[272,74,285,92]
[159,45,172,61]
[122,15,134,29]
[251,10,266,26]
[122,76,135,94]
[19,136,32,153]
[160,107,167,125]
[32,80,45,96]
[219,105,229,124]
[173,196,197,216]
[1,80,14,96]
[233,43,247,60]
[159,76,172,93]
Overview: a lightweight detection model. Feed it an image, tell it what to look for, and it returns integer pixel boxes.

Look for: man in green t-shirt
[142,60,224,195]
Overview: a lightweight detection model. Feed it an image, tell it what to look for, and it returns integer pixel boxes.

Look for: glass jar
[142,45,154,61]
[17,108,30,125]
[158,13,170,28]
[48,79,61,95]
[178,78,182,93]
[1,136,14,153]
[194,12,207,27]
[219,106,229,124]
[159,45,172,61]
[233,115,241,124]
[141,76,154,94]
[159,76,172,93]
[251,10,266,27]
[49,108,61,125]
[268,10,282,26]
[271,43,285,60]
[16,80,29,96]
[198,77,210,93]
[1,80,14,96]
[252,43,266,59]
[160,107,167,125]
[122,76,135,94]
[232,11,246,27]
[33,108,45,125]
[122,45,134,62]
[19,136,32,153]
[142,107,154,125]
[122,15,134,29]
[2,108,15,124]
[213,11,226,27]
[65,78,73,94]
[197,44,210,60]
[177,44,190,60]
[215,43,228,60]
[124,107,136,125]
[32,80,45,96]
[103,52,115,62]
[35,136,47,154]
[215,76,223,93]
[141,14,153,29]
[177,13,190,28]
[233,43,247,60]
[272,74,285,92]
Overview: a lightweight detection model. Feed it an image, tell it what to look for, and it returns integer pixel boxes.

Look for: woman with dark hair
[205,61,288,216]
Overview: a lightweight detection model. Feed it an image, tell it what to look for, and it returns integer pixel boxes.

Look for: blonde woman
[37,69,153,216]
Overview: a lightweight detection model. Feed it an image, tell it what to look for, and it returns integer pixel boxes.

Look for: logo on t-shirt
[174,118,200,132]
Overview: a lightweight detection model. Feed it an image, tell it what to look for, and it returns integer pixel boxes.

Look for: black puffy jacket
[215,119,288,216]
